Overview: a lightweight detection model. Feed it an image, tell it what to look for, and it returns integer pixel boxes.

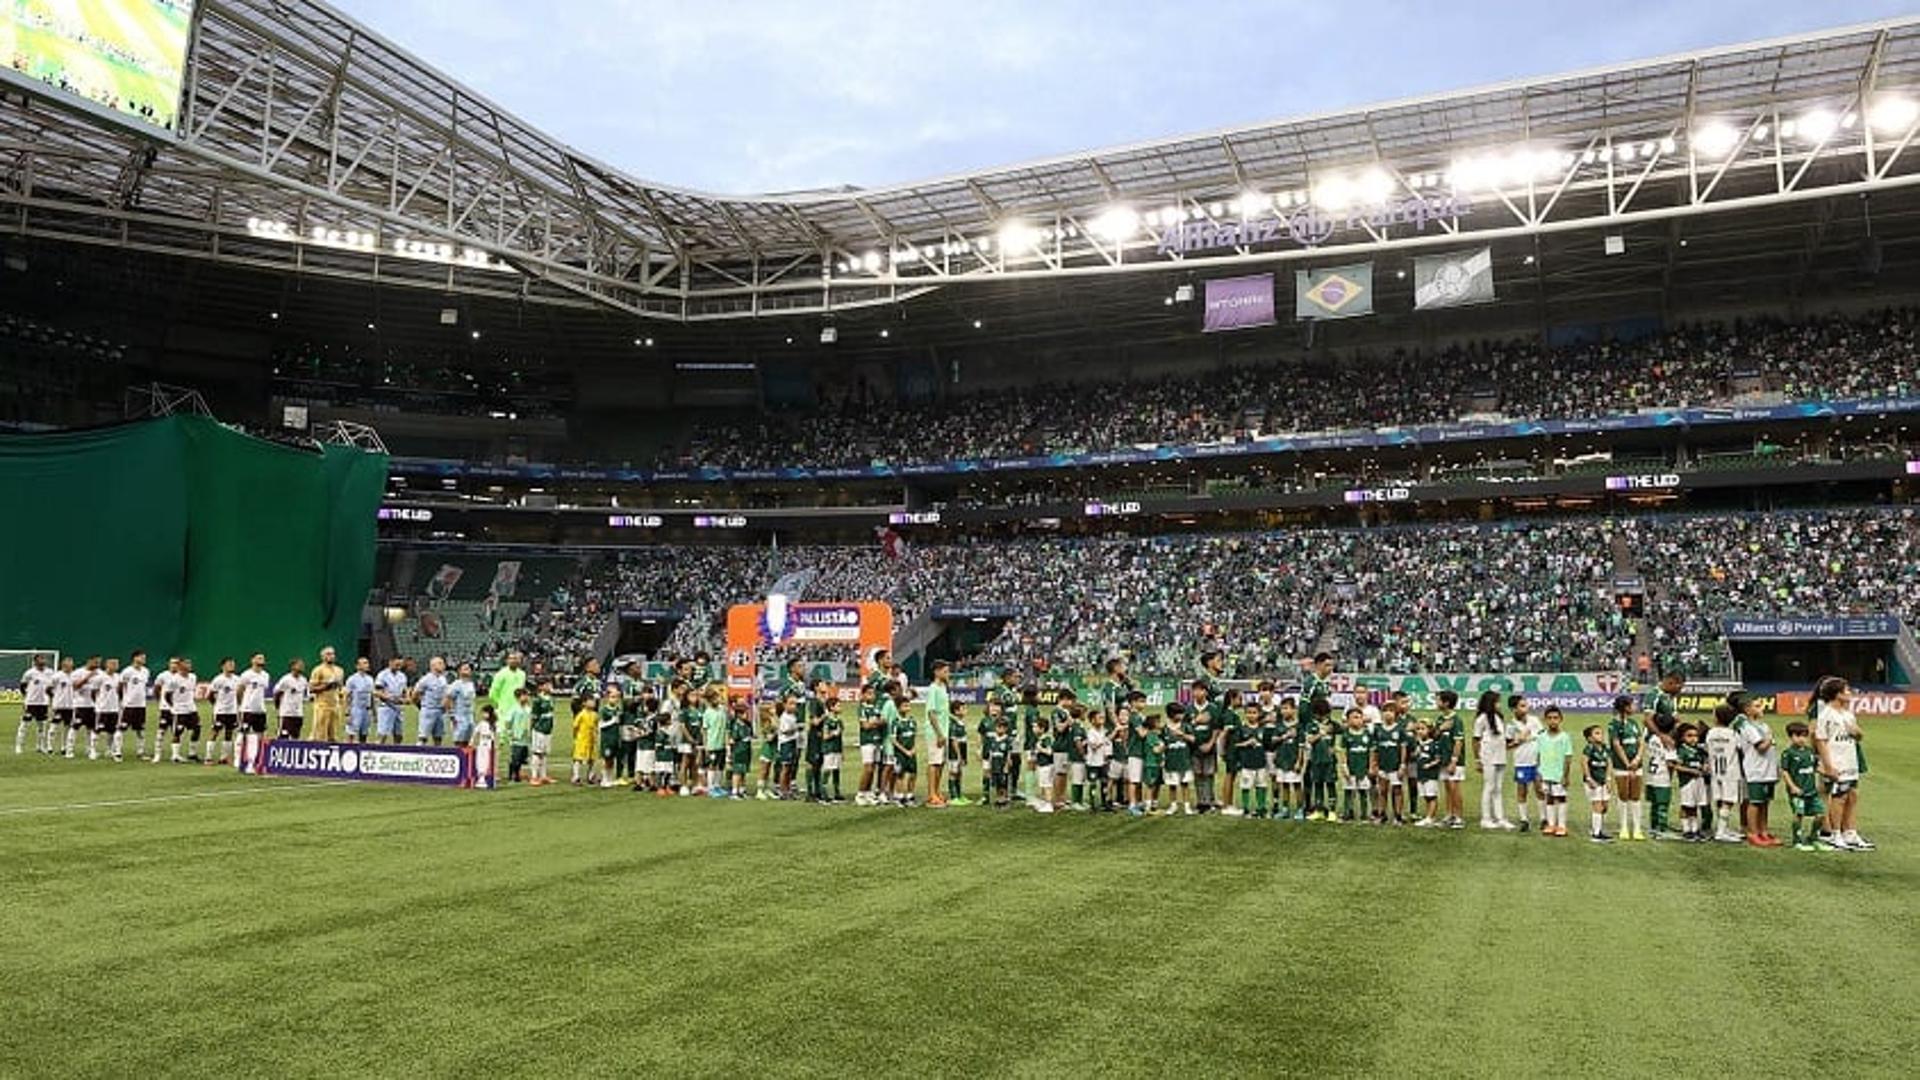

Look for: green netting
[0,416,387,669]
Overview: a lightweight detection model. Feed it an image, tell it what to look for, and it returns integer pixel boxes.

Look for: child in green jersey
[1337,707,1374,823]
[987,716,1015,808]
[1582,725,1615,843]
[726,702,754,800]
[1780,721,1826,851]
[1273,698,1305,820]
[1411,720,1442,826]
[1141,714,1166,815]
[1673,723,1709,842]
[1608,695,1648,841]
[1305,697,1337,820]
[819,691,846,804]
[596,688,624,789]
[1162,703,1195,815]
[888,687,918,807]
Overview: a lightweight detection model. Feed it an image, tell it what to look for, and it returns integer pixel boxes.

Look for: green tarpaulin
[0,416,387,669]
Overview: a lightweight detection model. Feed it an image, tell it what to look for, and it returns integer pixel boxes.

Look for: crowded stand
[397,509,1915,681]
[1628,509,1920,676]
[656,310,1920,471]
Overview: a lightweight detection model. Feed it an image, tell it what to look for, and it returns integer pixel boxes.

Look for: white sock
[1592,810,1605,835]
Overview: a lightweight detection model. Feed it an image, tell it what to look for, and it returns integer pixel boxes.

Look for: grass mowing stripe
[2,706,1917,1077]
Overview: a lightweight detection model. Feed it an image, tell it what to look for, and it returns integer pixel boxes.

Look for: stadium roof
[4,3,1920,323]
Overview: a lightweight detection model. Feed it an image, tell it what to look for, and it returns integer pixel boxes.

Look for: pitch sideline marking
[0,779,358,817]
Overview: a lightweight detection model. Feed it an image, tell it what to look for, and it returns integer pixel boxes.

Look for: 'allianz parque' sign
[1157,193,1475,255]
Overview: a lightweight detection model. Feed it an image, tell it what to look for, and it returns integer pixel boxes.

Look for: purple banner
[1202,274,1276,332]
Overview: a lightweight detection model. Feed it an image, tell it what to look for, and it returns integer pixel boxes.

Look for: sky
[330,0,1915,195]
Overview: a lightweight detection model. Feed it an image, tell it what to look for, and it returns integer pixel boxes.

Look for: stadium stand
[652,311,1920,470]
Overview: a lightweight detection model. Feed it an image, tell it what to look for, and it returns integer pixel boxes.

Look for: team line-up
[10,648,1876,853]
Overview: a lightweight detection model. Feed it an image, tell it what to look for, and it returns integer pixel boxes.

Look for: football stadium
[4,2,1920,1075]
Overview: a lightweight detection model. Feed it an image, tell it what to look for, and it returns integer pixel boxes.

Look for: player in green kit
[1299,653,1334,719]
[1140,714,1166,815]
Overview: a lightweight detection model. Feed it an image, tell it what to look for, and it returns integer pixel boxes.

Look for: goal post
[0,649,61,696]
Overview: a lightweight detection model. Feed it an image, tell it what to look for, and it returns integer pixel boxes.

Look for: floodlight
[860,250,882,272]
[1797,108,1838,142]
[1868,95,1919,134]
[1311,175,1356,210]
[1355,167,1393,202]
[1090,205,1140,242]
[997,221,1038,253]
[1691,122,1738,156]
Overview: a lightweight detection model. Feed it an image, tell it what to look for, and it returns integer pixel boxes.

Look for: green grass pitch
[2,701,1916,1077]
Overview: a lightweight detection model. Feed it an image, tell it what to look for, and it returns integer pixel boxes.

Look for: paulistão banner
[259,740,473,787]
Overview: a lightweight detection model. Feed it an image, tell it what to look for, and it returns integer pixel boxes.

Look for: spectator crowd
[441,509,1918,681]
[658,310,1920,471]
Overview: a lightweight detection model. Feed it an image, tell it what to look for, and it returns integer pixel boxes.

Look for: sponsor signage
[260,740,472,787]
[1084,500,1142,517]
[930,605,1028,620]
[606,514,664,528]
[1908,460,1920,475]
[1330,671,1628,711]
[1720,615,1903,640]
[1672,691,1779,715]
[617,608,684,622]
[887,510,942,525]
[383,395,1920,486]
[1155,194,1473,256]
[1605,474,1682,491]
[1343,487,1412,504]
[1201,274,1277,333]
[1777,690,1920,717]
[377,506,434,522]
[693,514,748,528]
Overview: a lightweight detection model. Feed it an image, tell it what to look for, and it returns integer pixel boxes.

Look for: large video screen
[2,1,195,132]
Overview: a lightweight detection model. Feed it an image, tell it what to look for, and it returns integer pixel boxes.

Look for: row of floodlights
[832,96,1919,274]
[244,217,511,272]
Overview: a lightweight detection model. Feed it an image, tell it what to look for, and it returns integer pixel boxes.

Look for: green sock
[1239,788,1251,811]
[1255,788,1268,814]
[1071,783,1083,804]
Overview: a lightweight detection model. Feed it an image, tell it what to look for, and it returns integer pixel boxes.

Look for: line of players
[14,647,1874,853]
[12,650,520,772]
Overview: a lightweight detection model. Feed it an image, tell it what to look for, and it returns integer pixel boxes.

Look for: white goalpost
[0,648,61,692]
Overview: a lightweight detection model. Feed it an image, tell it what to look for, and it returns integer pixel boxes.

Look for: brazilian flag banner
[1294,263,1374,320]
